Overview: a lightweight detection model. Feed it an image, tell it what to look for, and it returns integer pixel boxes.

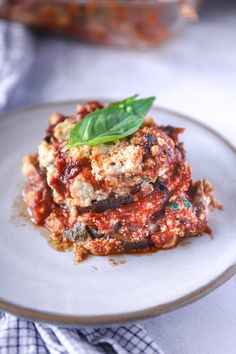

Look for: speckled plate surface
[0,101,236,326]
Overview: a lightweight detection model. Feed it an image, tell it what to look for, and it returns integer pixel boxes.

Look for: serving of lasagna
[22,98,219,262]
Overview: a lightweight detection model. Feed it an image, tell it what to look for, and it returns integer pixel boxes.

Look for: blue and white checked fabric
[0,21,35,109]
[0,313,163,354]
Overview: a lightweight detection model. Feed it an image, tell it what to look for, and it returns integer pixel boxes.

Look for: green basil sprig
[63,95,155,150]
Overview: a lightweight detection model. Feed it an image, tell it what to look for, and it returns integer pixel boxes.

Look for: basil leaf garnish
[63,95,155,150]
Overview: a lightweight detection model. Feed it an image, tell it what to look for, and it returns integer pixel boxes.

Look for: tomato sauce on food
[22,101,221,262]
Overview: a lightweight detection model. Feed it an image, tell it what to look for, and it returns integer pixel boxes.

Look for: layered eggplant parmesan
[22,99,219,262]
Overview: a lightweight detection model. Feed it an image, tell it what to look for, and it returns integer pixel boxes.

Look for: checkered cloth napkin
[0,21,36,109]
[0,22,163,354]
[0,313,162,354]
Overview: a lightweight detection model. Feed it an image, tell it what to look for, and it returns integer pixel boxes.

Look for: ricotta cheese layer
[22,101,221,262]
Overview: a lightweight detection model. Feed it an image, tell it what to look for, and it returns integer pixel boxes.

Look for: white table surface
[1,1,236,353]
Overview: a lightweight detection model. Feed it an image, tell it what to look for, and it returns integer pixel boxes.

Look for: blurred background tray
[0,0,199,47]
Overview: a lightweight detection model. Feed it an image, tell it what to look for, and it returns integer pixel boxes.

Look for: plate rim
[0,265,235,326]
[1,100,236,326]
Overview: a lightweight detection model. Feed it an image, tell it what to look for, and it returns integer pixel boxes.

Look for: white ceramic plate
[0,101,236,326]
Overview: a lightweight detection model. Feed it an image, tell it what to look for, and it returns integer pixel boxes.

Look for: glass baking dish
[0,0,199,47]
